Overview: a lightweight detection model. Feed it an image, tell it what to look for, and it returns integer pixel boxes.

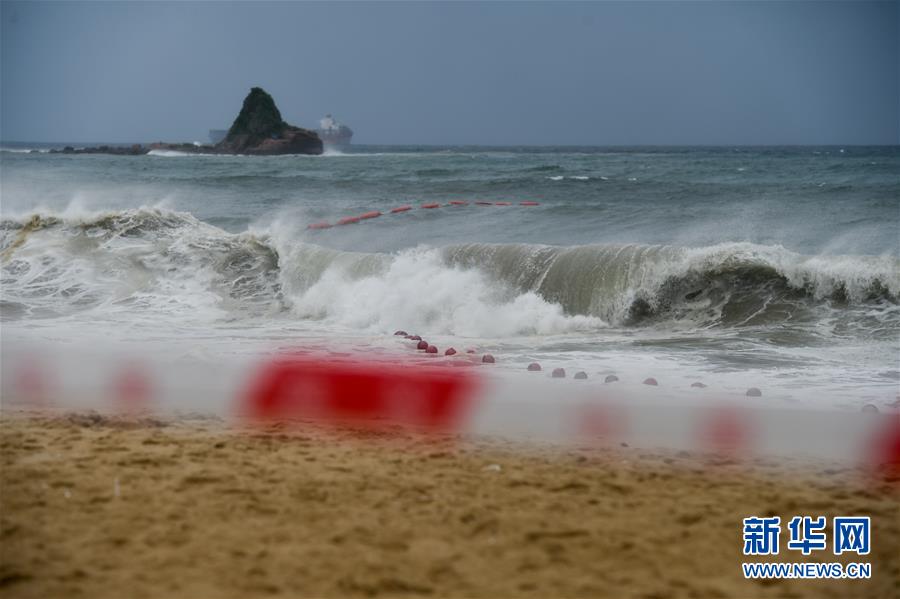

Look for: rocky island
[50,87,323,156]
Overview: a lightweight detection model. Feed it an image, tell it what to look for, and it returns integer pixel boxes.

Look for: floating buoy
[394,330,407,336]
[527,362,542,372]
[475,201,493,206]
[359,211,381,220]
[445,348,457,356]
[520,201,540,206]
[408,335,422,341]
[691,382,707,388]
[482,354,495,363]
[421,203,440,209]
[552,368,566,378]
[746,387,762,397]
[495,202,511,206]
[448,201,468,206]
[574,371,588,380]
[466,348,477,354]
[426,345,438,354]
[337,216,360,225]
[604,375,619,383]
[861,404,879,413]
[643,377,658,386]
[416,340,428,350]
[307,222,332,230]
[391,205,412,213]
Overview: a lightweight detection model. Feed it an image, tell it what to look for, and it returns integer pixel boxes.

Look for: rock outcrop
[49,87,323,156]
[50,144,148,156]
[215,87,322,155]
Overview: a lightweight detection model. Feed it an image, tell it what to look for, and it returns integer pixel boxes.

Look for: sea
[1,144,898,410]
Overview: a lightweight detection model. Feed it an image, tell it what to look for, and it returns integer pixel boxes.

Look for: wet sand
[1,410,898,598]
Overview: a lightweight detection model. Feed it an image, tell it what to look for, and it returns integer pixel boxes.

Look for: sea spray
[287,246,605,336]
[2,145,898,408]
[2,208,898,337]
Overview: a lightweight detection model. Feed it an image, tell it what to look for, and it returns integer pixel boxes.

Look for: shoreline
[1,409,897,598]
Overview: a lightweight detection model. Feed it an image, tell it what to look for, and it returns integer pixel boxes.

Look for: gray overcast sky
[1,1,897,145]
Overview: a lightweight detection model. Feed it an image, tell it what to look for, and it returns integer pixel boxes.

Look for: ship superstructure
[316,114,353,149]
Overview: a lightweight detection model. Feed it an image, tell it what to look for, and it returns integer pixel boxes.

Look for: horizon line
[2,141,899,149]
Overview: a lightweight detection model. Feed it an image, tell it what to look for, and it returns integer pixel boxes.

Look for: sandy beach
[1,410,897,599]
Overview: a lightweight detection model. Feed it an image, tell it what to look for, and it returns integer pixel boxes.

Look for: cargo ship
[316,114,353,150]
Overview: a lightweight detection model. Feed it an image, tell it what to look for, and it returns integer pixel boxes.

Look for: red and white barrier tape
[2,344,898,472]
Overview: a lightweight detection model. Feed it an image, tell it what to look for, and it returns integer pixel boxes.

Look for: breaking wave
[2,208,897,337]
[146,149,195,157]
[440,242,899,327]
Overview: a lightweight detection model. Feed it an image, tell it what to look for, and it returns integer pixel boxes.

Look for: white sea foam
[3,209,897,334]
[2,207,897,407]
[146,149,193,157]
[283,246,606,337]
[0,207,606,338]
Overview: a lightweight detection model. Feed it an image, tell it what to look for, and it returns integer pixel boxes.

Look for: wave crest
[2,209,897,335]
[442,242,898,326]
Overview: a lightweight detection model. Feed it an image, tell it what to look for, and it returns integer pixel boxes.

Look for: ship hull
[317,131,353,150]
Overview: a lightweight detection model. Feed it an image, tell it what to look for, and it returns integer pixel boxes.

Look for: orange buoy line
[307,199,541,230]
[393,330,764,395]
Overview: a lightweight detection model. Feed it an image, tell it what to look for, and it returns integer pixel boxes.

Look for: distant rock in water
[215,87,322,155]
[230,87,287,136]
[51,144,148,156]
[49,87,323,156]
